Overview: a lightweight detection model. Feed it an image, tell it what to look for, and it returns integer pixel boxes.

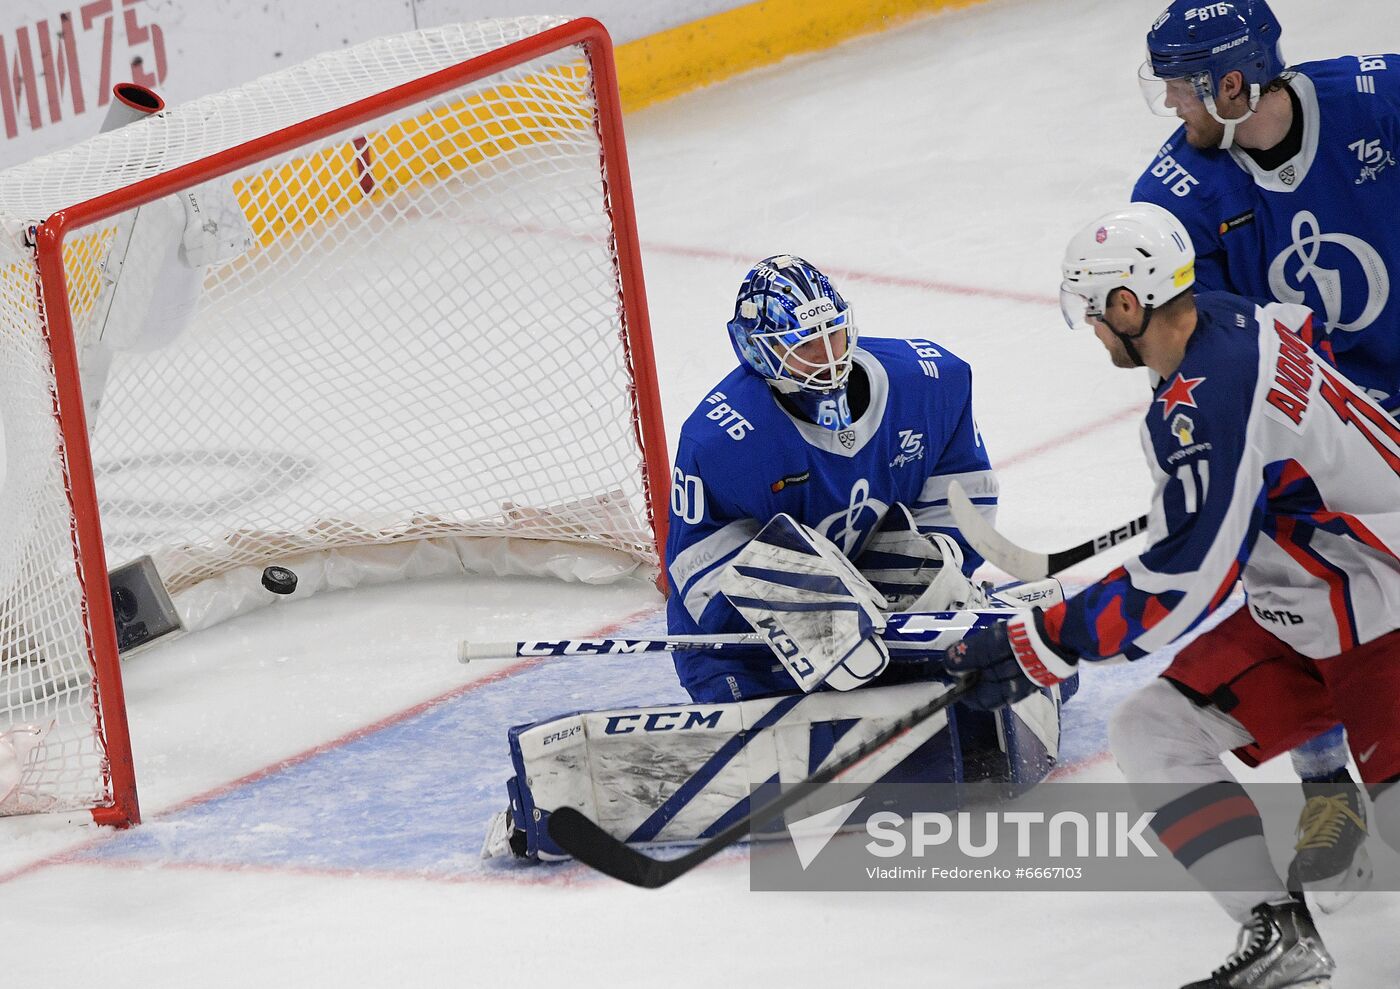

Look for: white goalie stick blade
[945,481,1149,580]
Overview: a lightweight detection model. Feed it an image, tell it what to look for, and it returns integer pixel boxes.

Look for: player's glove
[943,610,1077,711]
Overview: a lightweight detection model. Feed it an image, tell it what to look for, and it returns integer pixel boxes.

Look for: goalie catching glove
[852,503,1065,613]
[943,611,1077,711]
[854,503,991,612]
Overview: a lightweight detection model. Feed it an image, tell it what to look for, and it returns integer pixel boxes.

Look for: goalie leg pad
[495,682,967,861]
[987,577,1064,610]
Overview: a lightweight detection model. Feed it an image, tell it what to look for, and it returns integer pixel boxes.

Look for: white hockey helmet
[1060,202,1196,333]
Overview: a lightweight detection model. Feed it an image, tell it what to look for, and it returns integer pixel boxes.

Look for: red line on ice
[644,239,1061,306]
[996,402,1143,471]
[0,605,659,887]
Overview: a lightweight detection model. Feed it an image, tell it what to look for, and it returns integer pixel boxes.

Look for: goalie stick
[946,481,1148,580]
[546,673,977,888]
[458,610,1008,662]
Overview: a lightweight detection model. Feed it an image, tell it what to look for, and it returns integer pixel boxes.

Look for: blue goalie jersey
[665,336,997,703]
[1133,55,1400,415]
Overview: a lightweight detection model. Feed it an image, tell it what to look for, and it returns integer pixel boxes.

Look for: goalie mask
[1139,0,1287,148]
[1060,203,1196,365]
[728,255,857,429]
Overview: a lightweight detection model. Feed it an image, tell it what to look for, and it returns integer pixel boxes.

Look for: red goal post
[0,17,669,828]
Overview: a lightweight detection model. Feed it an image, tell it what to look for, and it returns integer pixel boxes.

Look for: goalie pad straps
[722,514,888,693]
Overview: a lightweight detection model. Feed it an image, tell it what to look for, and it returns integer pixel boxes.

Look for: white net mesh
[0,17,659,818]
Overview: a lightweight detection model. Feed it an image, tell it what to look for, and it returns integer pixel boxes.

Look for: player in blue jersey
[665,254,1000,705]
[949,203,1400,989]
[479,260,1054,865]
[1135,0,1400,412]
[1132,0,1397,897]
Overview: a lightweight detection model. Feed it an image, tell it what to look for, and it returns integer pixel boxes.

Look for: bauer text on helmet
[1139,0,1288,149]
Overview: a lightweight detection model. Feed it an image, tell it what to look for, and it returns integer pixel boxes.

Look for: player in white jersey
[947,203,1400,988]
[1133,0,1400,900]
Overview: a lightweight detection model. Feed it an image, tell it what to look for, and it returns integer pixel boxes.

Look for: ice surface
[3,1,1399,986]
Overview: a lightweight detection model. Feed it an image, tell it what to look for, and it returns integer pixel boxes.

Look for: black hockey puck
[261,566,298,595]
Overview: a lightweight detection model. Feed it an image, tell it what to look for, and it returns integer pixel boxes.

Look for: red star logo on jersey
[1156,373,1206,419]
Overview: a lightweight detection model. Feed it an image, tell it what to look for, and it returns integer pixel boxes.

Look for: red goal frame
[28,18,669,829]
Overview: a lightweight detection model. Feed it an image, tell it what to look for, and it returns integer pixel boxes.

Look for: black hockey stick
[547,673,977,888]
[946,481,1148,580]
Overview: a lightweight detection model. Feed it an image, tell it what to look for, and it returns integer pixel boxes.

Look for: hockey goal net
[0,17,667,826]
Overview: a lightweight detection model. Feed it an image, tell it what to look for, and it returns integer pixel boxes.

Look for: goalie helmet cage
[0,16,669,828]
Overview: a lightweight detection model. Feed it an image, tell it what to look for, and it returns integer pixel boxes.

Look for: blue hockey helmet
[1140,1,1286,123]
[727,255,856,394]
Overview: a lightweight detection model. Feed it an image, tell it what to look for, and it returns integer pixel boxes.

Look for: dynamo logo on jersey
[1268,210,1389,334]
[818,478,888,555]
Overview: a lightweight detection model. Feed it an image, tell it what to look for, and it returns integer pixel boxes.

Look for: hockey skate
[1181,896,1334,989]
[1287,771,1372,914]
